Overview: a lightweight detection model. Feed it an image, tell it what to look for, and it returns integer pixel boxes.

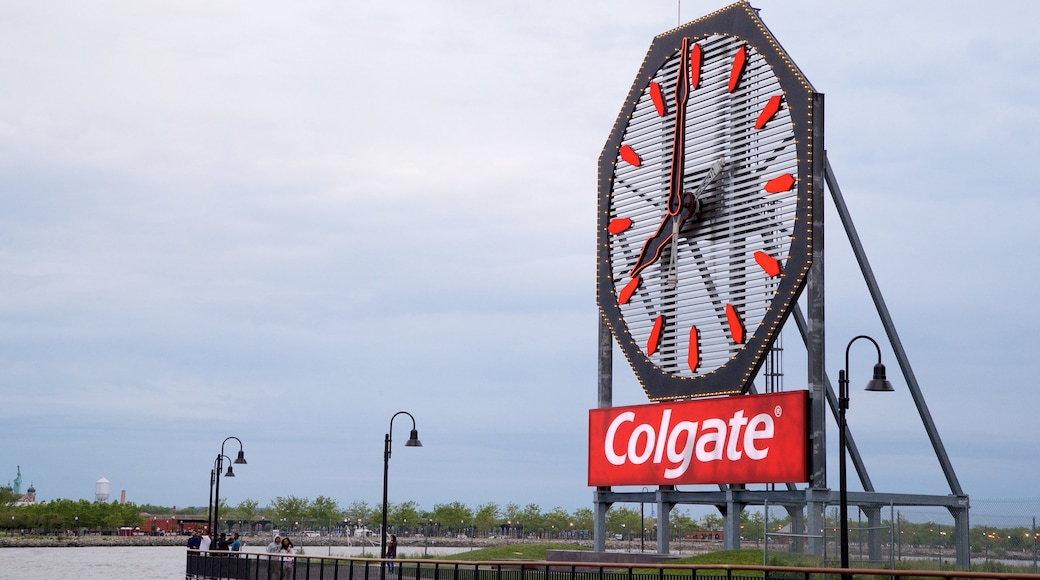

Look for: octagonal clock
[596,1,822,401]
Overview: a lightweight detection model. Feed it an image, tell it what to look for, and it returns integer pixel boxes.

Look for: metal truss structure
[593,154,970,567]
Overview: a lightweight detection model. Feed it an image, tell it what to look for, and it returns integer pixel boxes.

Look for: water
[0,545,474,579]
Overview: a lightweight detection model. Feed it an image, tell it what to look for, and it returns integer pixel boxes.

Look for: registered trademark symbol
[774,405,783,417]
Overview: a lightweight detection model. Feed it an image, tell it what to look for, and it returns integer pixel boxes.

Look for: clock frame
[596,1,822,401]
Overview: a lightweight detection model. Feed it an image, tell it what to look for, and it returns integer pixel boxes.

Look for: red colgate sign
[588,391,809,486]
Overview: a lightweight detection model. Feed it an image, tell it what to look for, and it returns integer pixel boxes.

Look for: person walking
[230,532,243,552]
[386,534,398,572]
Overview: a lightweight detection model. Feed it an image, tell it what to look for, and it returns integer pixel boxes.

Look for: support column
[598,315,612,409]
[786,505,805,554]
[594,316,613,552]
[723,490,744,551]
[657,487,673,554]
[805,488,827,556]
[806,99,827,558]
[951,504,970,568]
[865,506,882,563]
[593,490,610,552]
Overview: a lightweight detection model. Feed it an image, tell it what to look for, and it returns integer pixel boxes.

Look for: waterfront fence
[184,552,1040,580]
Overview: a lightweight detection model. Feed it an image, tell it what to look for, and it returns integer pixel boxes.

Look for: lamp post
[640,491,646,553]
[211,436,247,535]
[838,335,893,580]
[210,454,236,534]
[381,411,422,570]
[207,467,215,533]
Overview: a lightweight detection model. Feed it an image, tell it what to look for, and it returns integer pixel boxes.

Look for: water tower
[95,477,110,502]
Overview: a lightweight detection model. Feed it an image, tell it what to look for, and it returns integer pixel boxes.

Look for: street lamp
[381,411,422,569]
[211,436,247,535]
[838,335,893,580]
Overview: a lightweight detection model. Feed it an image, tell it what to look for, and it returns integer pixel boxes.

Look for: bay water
[0,544,473,579]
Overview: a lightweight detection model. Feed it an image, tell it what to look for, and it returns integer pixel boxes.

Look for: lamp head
[865,362,895,392]
[224,465,236,478]
[234,450,247,464]
[405,429,422,447]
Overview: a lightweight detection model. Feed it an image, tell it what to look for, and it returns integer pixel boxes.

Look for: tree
[233,499,260,531]
[343,500,370,528]
[473,503,500,537]
[543,507,571,539]
[270,496,309,532]
[431,501,472,535]
[740,509,765,543]
[668,508,698,540]
[519,503,544,538]
[606,505,639,539]
[703,513,723,533]
[502,502,522,536]
[0,487,20,507]
[571,507,594,537]
[308,496,341,531]
[390,500,420,534]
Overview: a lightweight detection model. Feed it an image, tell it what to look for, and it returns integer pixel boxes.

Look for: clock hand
[665,36,692,218]
[665,158,725,288]
[624,37,693,285]
[627,199,694,280]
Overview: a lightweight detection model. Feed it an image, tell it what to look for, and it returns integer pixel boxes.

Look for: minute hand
[666,36,692,217]
[626,38,693,280]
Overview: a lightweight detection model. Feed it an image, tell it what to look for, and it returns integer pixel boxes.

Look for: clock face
[596,3,820,401]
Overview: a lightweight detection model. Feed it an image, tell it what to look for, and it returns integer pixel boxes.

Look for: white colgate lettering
[602,408,775,479]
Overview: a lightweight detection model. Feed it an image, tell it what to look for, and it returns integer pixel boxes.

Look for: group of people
[188,529,401,577]
[188,529,294,576]
[186,529,243,553]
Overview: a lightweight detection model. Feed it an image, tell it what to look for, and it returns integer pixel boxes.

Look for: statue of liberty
[13,465,22,494]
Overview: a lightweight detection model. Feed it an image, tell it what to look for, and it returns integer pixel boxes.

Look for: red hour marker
[618,276,640,305]
[608,217,632,235]
[687,325,700,372]
[754,251,781,277]
[647,315,664,355]
[764,173,796,193]
[726,304,746,344]
[649,81,666,116]
[728,45,747,93]
[690,43,702,90]
[755,95,782,129]
[619,144,641,167]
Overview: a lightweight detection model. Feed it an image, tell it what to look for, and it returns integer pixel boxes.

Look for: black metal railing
[185,551,1040,580]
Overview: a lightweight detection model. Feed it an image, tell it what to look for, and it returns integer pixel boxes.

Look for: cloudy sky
[2,0,1038,524]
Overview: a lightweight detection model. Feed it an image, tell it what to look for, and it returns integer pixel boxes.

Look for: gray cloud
[0,0,1037,516]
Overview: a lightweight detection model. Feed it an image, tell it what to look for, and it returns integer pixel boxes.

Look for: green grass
[431,543,590,561]
[432,545,823,578]
[668,549,765,566]
[428,546,821,569]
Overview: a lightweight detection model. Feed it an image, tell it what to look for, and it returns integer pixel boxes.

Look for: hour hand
[624,196,698,280]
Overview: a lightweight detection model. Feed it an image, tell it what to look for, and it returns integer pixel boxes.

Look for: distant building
[141,513,208,535]
[95,477,110,502]
[17,483,37,506]
[3,466,37,505]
